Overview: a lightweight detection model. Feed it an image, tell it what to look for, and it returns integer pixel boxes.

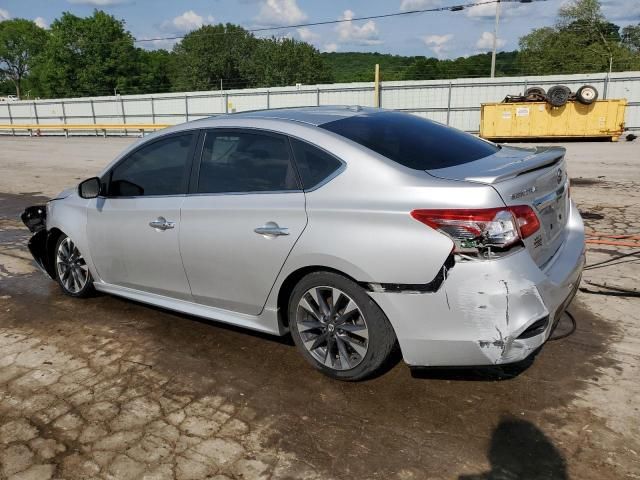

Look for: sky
[0,0,639,59]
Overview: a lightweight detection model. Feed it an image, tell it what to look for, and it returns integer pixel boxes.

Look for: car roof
[217,105,379,126]
[152,106,382,139]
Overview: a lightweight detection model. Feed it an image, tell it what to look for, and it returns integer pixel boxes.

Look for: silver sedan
[21,107,585,380]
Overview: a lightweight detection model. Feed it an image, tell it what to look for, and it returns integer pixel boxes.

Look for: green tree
[622,24,640,53]
[518,0,639,75]
[171,24,257,91]
[0,19,47,98]
[248,37,332,87]
[403,57,441,80]
[33,10,142,97]
[137,49,174,94]
[321,52,415,82]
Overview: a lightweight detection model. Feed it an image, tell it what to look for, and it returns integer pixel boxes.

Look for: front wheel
[288,271,397,381]
[55,234,94,297]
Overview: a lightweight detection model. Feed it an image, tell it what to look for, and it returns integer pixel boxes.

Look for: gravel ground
[0,137,639,480]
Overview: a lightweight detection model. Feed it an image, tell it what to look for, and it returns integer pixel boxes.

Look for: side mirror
[78,177,101,199]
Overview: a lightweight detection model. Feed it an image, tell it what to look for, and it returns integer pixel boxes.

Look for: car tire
[546,85,571,107]
[576,85,598,105]
[524,86,545,97]
[288,271,397,381]
[54,234,95,298]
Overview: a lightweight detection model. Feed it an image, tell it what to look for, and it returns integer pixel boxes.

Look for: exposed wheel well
[45,228,65,277]
[277,266,363,329]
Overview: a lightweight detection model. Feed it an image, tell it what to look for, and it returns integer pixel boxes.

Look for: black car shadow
[459,417,568,480]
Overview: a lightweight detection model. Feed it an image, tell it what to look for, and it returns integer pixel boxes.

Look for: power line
[133,0,548,44]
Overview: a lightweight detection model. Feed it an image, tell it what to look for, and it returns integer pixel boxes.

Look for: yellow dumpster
[480,99,627,142]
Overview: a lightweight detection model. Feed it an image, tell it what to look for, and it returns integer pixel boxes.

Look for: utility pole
[374,64,380,107]
[490,0,501,78]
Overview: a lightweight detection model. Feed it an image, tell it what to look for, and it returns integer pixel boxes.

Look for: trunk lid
[428,145,570,267]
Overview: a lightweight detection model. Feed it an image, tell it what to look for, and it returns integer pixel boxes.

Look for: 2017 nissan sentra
[21,107,585,380]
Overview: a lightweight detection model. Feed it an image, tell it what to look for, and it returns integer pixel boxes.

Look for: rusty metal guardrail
[0,123,170,137]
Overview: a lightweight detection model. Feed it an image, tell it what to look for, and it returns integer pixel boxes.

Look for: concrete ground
[0,136,639,480]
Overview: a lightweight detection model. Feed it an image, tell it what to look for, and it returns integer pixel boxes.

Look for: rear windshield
[320,111,499,170]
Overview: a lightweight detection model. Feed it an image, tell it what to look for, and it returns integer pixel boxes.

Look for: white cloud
[476,31,505,50]
[467,0,499,18]
[602,0,640,21]
[34,17,48,29]
[323,42,338,53]
[400,0,441,12]
[67,0,129,5]
[336,10,382,46]
[257,0,307,26]
[422,33,453,57]
[161,10,215,33]
[0,8,10,21]
[297,27,320,43]
[466,0,530,19]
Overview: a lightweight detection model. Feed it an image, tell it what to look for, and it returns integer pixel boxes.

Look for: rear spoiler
[427,146,566,184]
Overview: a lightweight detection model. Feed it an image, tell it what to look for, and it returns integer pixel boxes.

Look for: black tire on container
[576,85,599,105]
[288,271,398,381]
[524,86,546,97]
[54,234,95,298]
[547,85,571,107]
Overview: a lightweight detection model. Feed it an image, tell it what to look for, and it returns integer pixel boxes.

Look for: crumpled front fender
[21,205,57,280]
[27,229,56,279]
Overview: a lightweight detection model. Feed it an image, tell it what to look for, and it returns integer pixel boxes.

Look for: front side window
[197,131,299,194]
[108,133,194,197]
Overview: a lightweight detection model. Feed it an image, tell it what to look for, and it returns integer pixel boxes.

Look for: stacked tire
[523,84,599,107]
[575,85,598,104]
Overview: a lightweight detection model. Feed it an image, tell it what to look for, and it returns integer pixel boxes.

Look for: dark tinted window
[197,131,299,193]
[290,138,342,190]
[108,134,194,196]
[321,111,499,170]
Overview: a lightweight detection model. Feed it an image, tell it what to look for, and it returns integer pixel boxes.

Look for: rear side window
[197,131,299,194]
[290,138,342,190]
[320,111,499,170]
[108,133,194,197]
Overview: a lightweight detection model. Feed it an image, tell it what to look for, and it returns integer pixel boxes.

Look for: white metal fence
[1,71,638,136]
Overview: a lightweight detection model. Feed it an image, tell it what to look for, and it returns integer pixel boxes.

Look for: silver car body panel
[179,192,308,315]
[87,196,192,301]
[38,106,586,367]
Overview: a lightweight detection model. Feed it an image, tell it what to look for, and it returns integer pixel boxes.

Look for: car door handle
[254,222,289,237]
[149,217,175,231]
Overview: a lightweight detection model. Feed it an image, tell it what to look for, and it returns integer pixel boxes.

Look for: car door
[87,132,197,300]
[179,129,307,315]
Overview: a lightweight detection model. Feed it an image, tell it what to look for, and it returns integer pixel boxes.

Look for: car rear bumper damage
[369,200,585,367]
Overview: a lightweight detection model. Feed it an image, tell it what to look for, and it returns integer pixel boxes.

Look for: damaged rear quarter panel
[369,249,550,366]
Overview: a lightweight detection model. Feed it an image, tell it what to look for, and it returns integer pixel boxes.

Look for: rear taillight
[411,206,540,257]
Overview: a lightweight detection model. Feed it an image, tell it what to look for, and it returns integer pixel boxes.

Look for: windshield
[320,111,499,170]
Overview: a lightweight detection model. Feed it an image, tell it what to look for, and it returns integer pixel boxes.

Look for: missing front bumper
[21,205,56,279]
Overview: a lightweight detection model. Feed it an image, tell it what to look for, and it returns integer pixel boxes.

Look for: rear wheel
[288,271,397,381]
[55,234,94,297]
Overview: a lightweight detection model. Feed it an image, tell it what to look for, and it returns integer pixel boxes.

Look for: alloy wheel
[296,286,369,370]
[56,237,89,294]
